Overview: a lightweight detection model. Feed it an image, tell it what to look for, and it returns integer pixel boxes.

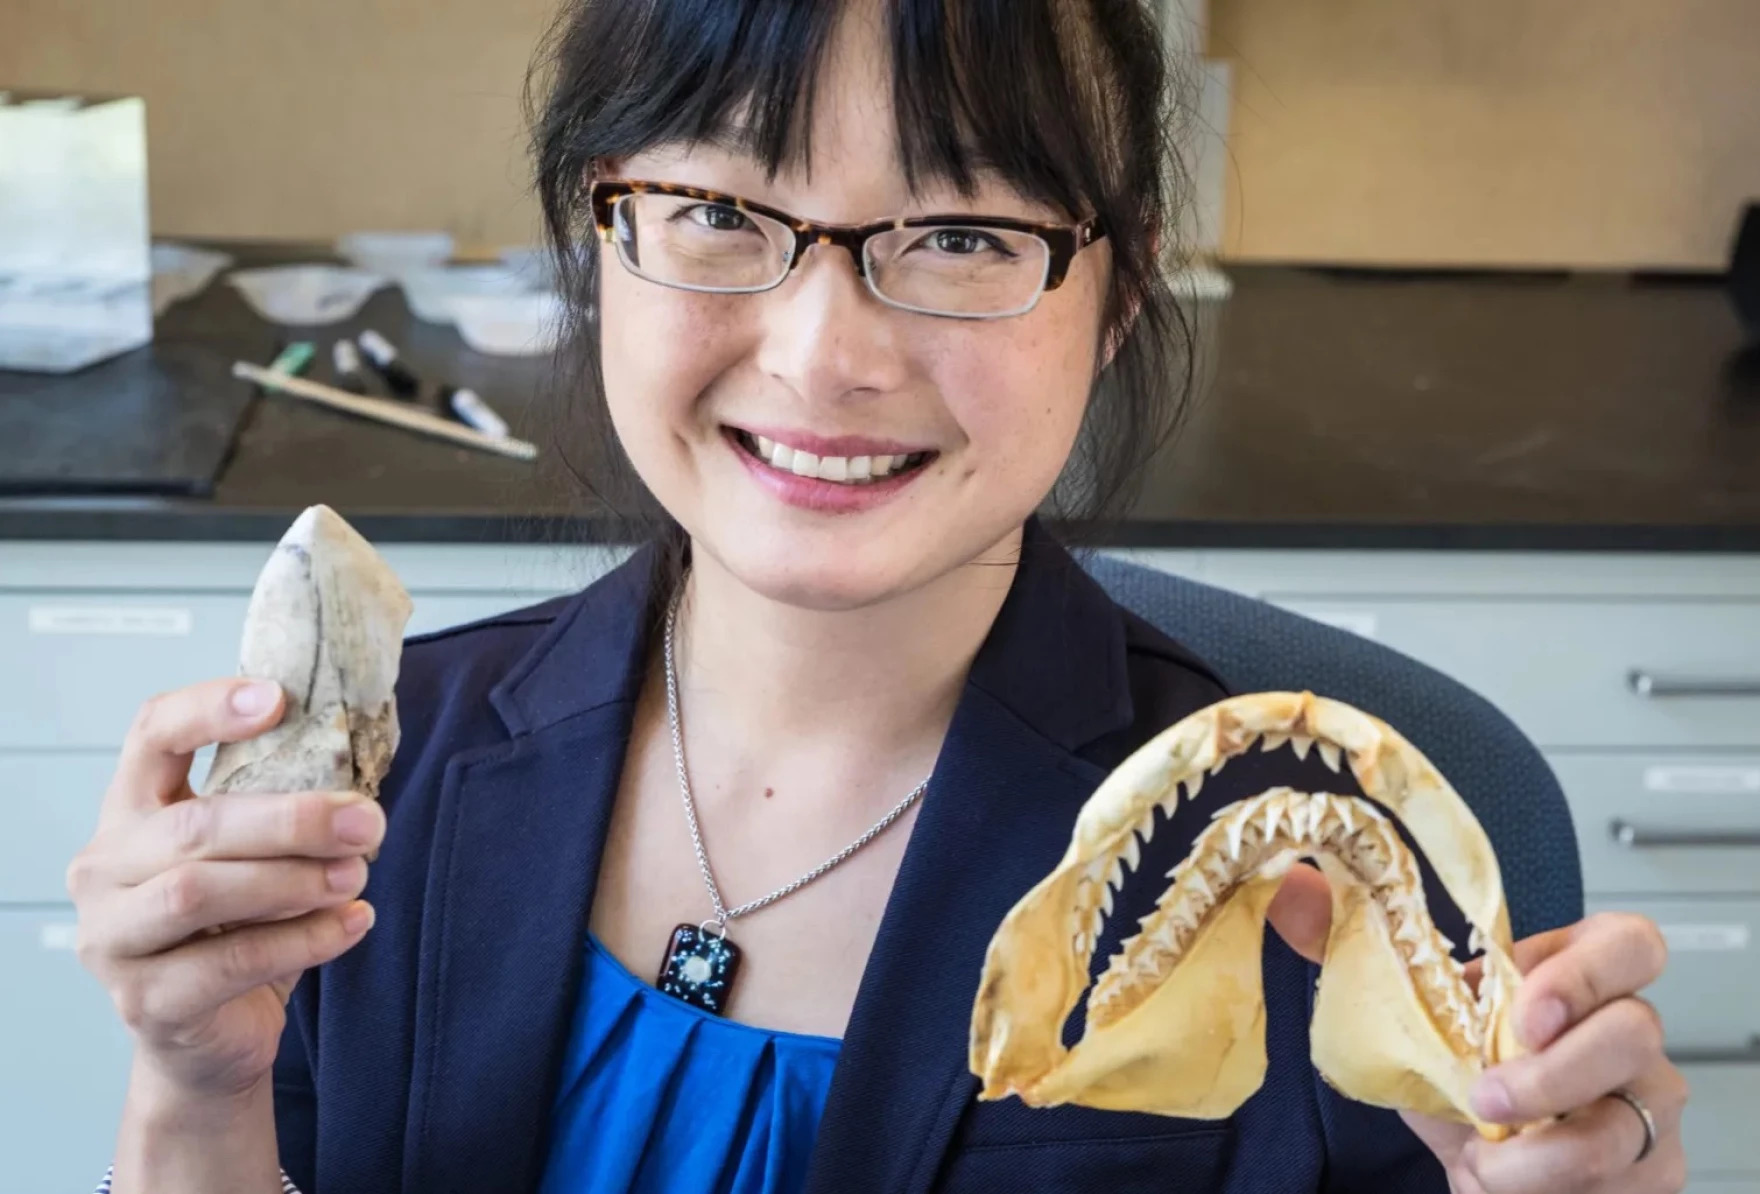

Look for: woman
[74,0,1686,1190]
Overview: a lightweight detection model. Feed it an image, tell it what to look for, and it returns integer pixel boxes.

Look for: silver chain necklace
[654,585,929,1015]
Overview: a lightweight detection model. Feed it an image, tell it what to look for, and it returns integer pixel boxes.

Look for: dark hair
[524,0,1199,605]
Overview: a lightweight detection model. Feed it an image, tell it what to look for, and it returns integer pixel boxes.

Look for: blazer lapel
[401,551,659,1193]
[805,523,1137,1193]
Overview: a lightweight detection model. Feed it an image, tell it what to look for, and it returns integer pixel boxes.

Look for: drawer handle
[1610,820,1760,849]
[1667,1036,1760,1065]
[1627,669,1760,698]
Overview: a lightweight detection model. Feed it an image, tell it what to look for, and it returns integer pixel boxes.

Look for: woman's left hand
[1267,867,1689,1193]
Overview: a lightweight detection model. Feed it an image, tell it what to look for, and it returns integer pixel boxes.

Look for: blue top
[536,936,842,1194]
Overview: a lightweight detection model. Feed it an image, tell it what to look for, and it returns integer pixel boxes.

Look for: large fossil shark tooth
[969,691,1531,1141]
[201,505,412,807]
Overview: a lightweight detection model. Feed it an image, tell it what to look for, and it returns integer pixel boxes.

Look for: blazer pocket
[931,1127,1234,1192]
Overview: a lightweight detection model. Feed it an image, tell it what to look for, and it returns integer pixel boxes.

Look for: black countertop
[3,246,1757,551]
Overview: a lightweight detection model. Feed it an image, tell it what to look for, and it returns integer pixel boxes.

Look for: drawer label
[28,605,192,636]
[38,923,79,951]
[1658,923,1751,952]
[1643,766,1760,795]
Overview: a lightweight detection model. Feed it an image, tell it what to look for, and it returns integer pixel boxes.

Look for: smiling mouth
[728,428,936,485]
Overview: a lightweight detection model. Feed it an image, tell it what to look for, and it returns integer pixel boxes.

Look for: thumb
[1266,864,1333,965]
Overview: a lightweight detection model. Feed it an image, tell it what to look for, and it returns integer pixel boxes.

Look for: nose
[753,241,910,404]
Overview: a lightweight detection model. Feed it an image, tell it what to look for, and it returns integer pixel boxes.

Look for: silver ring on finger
[1608,1088,1657,1164]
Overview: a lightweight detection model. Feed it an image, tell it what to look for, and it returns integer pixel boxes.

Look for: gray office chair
[1084,554,1584,942]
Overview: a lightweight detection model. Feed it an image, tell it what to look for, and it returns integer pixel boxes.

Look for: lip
[728,423,935,460]
[723,427,932,514]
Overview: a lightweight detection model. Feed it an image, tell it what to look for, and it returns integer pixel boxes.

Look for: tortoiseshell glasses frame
[588,179,1106,320]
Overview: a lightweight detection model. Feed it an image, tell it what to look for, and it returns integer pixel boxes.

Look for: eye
[680,203,752,233]
[919,227,1013,257]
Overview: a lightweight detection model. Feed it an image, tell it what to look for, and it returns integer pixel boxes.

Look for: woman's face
[595,10,1111,611]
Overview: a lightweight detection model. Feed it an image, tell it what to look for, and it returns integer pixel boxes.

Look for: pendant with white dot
[656,923,743,1014]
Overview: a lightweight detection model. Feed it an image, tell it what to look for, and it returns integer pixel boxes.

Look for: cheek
[932,307,1098,489]
[597,260,744,451]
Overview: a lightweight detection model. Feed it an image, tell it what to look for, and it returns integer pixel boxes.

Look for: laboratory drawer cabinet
[1257,596,1760,750]
[0,907,133,1194]
[3,589,565,750]
[1549,753,1760,897]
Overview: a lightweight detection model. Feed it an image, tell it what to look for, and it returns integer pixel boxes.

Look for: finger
[1508,913,1668,1049]
[117,901,375,1038]
[1472,997,1663,1124]
[105,789,385,886]
[104,678,286,823]
[91,857,370,958]
[1463,1084,1676,1194]
[1265,864,1333,965]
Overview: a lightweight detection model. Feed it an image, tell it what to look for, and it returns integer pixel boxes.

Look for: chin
[688,503,1024,615]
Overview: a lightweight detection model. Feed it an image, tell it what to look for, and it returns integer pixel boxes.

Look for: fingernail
[333,802,383,847]
[342,901,375,934]
[230,680,278,717]
[1527,996,1569,1047]
[326,858,363,892]
[1472,1076,1514,1121]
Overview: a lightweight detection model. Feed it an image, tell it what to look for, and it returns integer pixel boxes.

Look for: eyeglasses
[589,179,1105,320]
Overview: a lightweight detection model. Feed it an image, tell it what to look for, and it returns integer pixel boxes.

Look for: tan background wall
[1207,0,1760,269]
[4,0,1758,268]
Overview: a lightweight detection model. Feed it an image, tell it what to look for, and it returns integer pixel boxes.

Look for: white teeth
[1185,871,1213,902]
[1085,857,1109,884]
[1122,832,1141,872]
[1204,852,1232,883]
[1138,815,1156,845]
[1106,857,1125,891]
[1291,735,1314,759]
[1101,884,1115,917]
[1226,810,1249,860]
[1262,801,1284,840]
[1318,742,1342,772]
[1468,926,1487,953]
[1183,773,1204,800]
[749,436,923,485]
[1260,733,1289,752]
[1090,907,1105,942]
[1336,800,1356,834]
[1208,758,1228,776]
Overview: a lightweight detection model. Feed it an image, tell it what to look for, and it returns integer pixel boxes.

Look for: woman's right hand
[68,675,384,1106]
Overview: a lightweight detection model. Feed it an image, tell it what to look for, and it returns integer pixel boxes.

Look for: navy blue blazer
[272,521,1451,1193]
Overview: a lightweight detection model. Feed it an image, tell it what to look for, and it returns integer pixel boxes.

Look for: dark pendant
[656,923,742,1015]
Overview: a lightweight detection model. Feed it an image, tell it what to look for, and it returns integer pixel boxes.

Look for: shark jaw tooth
[1122,830,1143,872]
[1317,741,1343,772]
[1183,773,1204,800]
[1290,734,1314,760]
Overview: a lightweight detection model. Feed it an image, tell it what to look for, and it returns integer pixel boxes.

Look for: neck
[668,529,1023,762]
